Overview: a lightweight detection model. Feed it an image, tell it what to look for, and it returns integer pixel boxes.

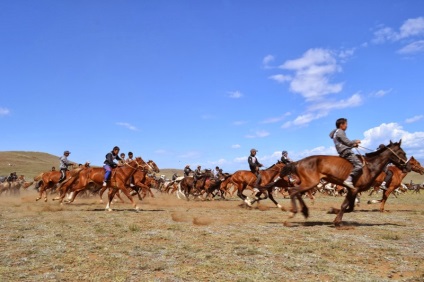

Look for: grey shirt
[329,128,358,155]
[59,156,72,170]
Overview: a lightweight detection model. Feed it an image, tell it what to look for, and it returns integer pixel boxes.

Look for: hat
[282,150,288,155]
[64,150,70,154]
[185,164,190,167]
[86,161,90,164]
[250,148,258,152]
[197,165,201,167]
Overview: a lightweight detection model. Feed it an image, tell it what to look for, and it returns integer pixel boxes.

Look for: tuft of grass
[382,233,401,240]
[128,224,140,232]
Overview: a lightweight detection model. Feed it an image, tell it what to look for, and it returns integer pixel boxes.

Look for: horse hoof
[44,199,47,202]
[244,199,252,207]
[277,204,282,209]
[106,208,113,212]
[35,198,40,201]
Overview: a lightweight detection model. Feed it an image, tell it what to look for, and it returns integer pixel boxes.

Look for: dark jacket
[248,155,262,172]
[280,155,292,165]
[184,167,193,177]
[104,151,122,168]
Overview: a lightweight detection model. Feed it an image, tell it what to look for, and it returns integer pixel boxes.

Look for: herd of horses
[4,140,424,227]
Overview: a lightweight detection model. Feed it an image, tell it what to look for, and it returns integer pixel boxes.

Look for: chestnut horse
[35,169,78,202]
[370,156,424,212]
[226,162,285,208]
[54,158,147,211]
[280,140,407,226]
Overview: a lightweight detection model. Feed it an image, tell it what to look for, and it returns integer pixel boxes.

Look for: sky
[1,0,424,173]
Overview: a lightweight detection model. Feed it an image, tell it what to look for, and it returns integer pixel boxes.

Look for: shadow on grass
[265,220,406,228]
[89,208,166,212]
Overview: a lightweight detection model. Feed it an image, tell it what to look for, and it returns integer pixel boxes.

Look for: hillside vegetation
[0,151,183,180]
[0,151,423,183]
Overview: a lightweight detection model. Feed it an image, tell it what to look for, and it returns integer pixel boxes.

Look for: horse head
[408,156,424,175]
[147,160,160,173]
[386,140,408,167]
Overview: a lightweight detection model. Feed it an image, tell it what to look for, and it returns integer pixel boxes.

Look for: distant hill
[0,151,184,180]
[0,151,423,183]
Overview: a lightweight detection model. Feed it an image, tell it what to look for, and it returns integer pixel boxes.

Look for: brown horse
[54,158,148,211]
[370,156,424,212]
[35,170,75,202]
[226,162,286,208]
[178,171,214,200]
[98,159,160,202]
[280,140,407,226]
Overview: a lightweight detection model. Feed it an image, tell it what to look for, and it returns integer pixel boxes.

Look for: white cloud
[268,74,291,83]
[261,113,291,124]
[0,107,10,116]
[207,159,228,166]
[245,130,270,138]
[281,94,362,129]
[154,149,167,154]
[373,17,424,43]
[228,91,243,99]
[276,48,344,101]
[397,40,424,54]
[178,151,201,159]
[232,120,247,126]
[116,122,138,131]
[231,144,241,149]
[361,123,424,155]
[371,89,392,97]
[262,55,275,68]
[405,115,423,124]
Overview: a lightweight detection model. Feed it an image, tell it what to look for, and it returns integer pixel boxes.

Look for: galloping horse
[178,171,213,200]
[54,158,148,211]
[35,169,76,202]
[226,162,285,208]
[280,140,407,226]
[370,156,424,212]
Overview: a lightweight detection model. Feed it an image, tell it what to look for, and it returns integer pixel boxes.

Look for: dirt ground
[0,189,423,282]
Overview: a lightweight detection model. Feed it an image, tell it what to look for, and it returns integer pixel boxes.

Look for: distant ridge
[0,151,183,180]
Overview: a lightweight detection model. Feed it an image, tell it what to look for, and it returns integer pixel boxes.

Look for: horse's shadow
[266,220,406,228]
[90,208,165,212]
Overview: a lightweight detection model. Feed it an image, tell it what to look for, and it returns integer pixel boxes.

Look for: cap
[186,164,190,167]
[197,165,201,167]
[250,148,258,152]
[282,150,288,154]
[64,150,70,154]
[378,144,385,150]
[113,146,120,151]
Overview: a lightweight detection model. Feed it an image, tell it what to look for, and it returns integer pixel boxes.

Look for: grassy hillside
[1,151,423,184]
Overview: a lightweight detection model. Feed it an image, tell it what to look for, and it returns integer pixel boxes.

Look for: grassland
[0,189,423,281]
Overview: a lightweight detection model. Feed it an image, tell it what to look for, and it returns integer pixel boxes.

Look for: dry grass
[0,188,423,282]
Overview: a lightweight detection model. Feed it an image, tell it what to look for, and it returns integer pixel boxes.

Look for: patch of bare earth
[0,189,423,281]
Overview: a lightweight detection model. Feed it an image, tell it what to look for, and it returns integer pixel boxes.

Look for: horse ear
[399,139,402,146]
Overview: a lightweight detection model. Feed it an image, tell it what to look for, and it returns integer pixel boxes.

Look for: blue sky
[1,1,423,172]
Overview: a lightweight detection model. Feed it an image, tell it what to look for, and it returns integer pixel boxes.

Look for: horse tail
[280,163,296,177]
[34,172,44,181]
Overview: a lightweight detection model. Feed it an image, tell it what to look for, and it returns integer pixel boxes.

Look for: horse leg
[105,188,118,211]
[268,187,283,209]
[120,187,140,211]
[284,189,300,226]
[236,183,251,207]
[99,186,107,203]
[379,188,392,212]
[333,192,356,226]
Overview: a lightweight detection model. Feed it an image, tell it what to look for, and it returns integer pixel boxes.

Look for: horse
[54,157,149,211]
[225,162,286,208]
[178,170,214,200]
[279,140,407,226]
[35,170,75,202]
[369,156,424,212]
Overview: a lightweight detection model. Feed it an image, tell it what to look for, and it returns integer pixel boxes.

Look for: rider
[329,118,362,190]
[193,165,202,189]
[183,165,193,177]
[248,148,263,198]
[118,153,126,165]
[280,150,295,183]
[377,144,393,191]
[103,146,123,187]
[58,150,74,183]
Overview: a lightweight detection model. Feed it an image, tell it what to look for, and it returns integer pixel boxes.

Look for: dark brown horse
[225,162,286,208]
[370,156,424,212]
[280,140,407,226]
[178,171,213,200]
